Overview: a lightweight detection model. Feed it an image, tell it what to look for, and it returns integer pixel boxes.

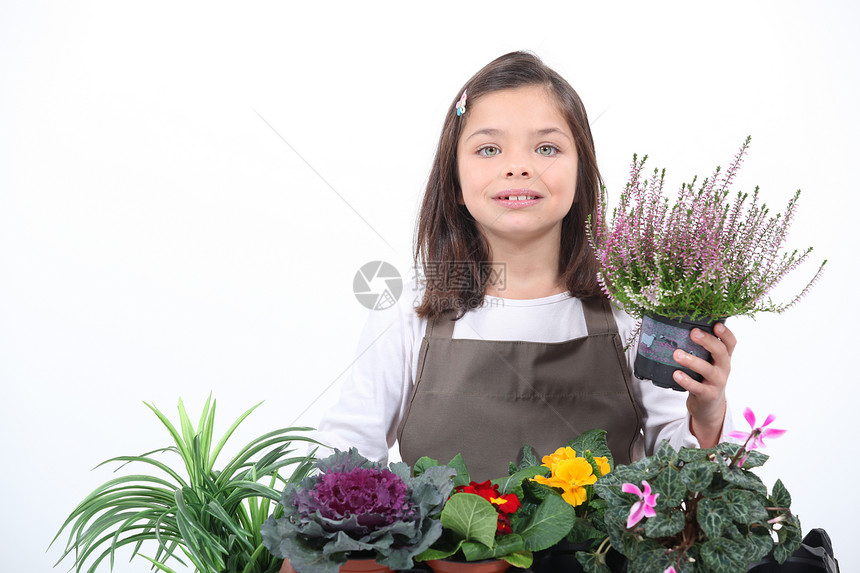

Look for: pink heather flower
[622,480,659,528]
[665,568,677,573]
[727,407,787,450]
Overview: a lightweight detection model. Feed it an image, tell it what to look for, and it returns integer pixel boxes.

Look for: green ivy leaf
[714,442,769,469]
[770,479,792,509]
[592,482,628,509]
[644,510,685,538]
[678,446,712,463]
[654,440,679,465]
[566,429,613,467]
[721,466,767,496]
[680,460,716,491]
[621,531,641,560]
[725,489,769,525]
[630,546,675,572]
[738,450,769,469]
[522,478,554,502]
[576,550,612,573]
[517,444,540,470]
[744,526,775,564]
[653,467,686,507]
[774,517,803,563]
[724,489,751,523]
[622,456,661,480]
[697,498,731,539]
[566,518,604,544]
[700,538,748,573]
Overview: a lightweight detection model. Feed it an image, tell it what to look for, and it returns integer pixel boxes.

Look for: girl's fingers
[690,327,730,369]
[672,369,712,397]
[712,322,737,358]
[672,347,720,383]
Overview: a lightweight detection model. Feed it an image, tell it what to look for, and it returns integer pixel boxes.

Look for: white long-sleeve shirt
[317,281,733,463]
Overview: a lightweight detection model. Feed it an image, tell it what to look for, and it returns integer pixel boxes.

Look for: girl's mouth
[493,191,542,209]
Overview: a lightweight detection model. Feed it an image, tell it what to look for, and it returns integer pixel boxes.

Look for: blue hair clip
[456,89,467,117]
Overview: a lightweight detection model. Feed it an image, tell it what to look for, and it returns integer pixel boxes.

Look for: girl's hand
[671,322,736,448]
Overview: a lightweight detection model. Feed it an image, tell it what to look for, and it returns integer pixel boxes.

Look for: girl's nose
[506,166,530,178]
[505,158,532,178]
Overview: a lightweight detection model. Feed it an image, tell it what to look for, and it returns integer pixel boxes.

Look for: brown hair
[414,51,604,319]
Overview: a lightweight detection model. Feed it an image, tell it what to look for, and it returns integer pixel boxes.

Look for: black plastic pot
[747,528,840,572]
[634,313,726,392]
[530,540,627,573]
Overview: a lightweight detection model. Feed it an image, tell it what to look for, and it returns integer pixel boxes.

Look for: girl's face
[456,85,578,248]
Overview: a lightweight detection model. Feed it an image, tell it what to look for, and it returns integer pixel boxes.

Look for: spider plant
[52,395,319,573]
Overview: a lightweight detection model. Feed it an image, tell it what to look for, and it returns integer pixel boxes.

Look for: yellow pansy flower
[541,446,577,471]
[552,457,597,507]
[594,456,611,476]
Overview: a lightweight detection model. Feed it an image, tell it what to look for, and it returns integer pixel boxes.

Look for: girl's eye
[537,145,559,157]
[478,146,500,157]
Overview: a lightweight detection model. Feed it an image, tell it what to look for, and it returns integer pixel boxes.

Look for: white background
[2,1,858,571]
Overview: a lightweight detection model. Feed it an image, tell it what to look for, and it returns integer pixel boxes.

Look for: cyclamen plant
[579,409,800,573]
[587,137,826,322]
[261,448,456,573]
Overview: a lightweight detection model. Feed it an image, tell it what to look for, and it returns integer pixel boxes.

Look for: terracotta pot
[426,558,510,573]
[280,558,393,573]
[634,313,727,391]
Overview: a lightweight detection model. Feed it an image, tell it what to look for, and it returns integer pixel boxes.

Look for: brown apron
[397,297,642,481]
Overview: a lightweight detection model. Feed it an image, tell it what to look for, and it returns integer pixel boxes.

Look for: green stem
[595,536,612,557]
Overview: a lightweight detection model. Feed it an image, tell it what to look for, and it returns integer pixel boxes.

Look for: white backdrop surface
[1,1,858,571]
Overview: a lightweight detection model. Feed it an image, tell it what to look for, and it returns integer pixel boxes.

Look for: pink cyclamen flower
[727,407,787,450]
[622,480,659,528]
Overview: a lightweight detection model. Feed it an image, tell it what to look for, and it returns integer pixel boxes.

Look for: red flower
[455,480,521,533]
[496,513,513,534]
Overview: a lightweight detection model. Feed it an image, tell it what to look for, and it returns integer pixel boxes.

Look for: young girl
[317,51,734,481]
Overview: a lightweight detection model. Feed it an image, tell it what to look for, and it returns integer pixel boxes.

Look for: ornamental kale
[261,448,456,573]
[587,137,826,322]
[299,466,412,529]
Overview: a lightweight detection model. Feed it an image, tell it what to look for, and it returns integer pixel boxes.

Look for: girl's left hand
[671,322,736,447]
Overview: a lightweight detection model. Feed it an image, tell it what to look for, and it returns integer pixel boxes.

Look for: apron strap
[581,297,619,336]
[427,310,457,339]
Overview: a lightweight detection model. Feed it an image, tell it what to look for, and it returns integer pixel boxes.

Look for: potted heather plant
[52,395,318,573]
[577,408,802,573]
[261,448,457,573]
[414,451,577,571]
[588,137,826,390]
